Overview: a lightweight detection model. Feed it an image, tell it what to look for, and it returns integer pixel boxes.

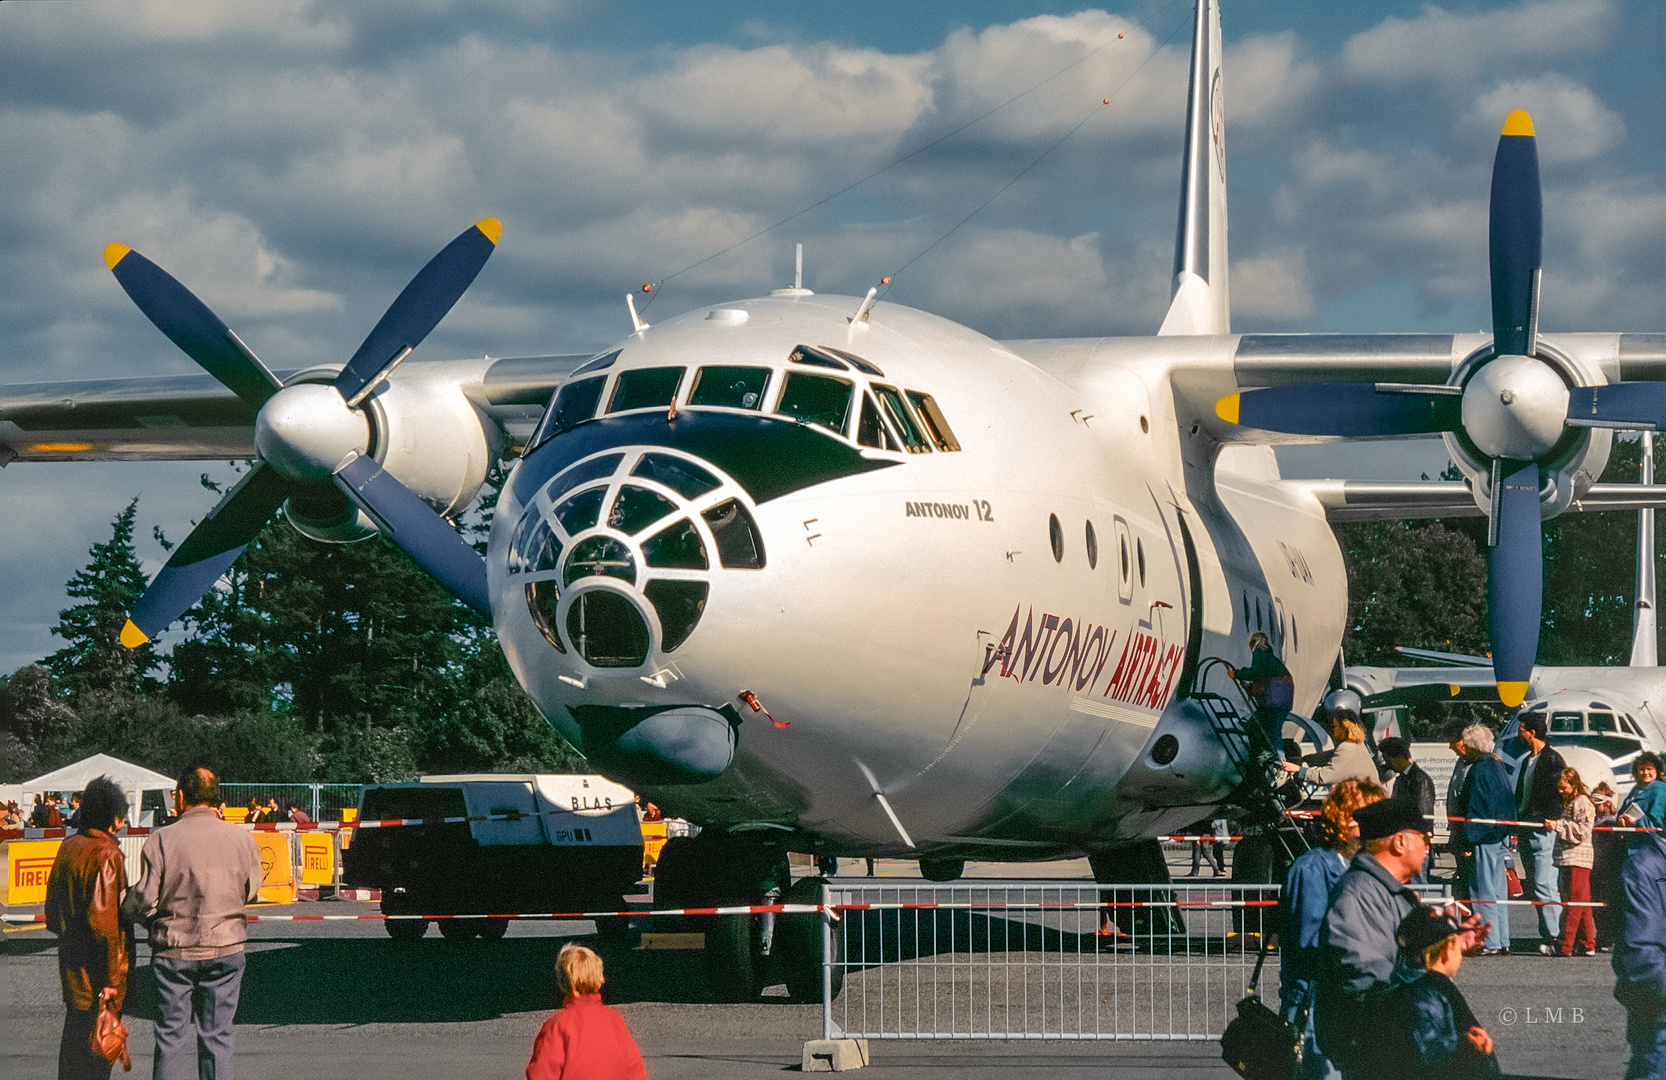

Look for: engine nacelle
[363,373,501,518]
[1443,339,1612,518]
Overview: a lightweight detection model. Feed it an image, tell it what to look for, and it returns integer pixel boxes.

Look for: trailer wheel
[438,919,480,940]
[704,914,764,1002]
[476,918,509,941]
[778,876,842,1003]
[385,918,429,941]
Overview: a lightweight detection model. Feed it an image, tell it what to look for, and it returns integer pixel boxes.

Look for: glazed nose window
[564,536,637,586]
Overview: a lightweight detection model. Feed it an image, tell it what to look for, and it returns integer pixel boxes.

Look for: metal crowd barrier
[819,878,1453,1043]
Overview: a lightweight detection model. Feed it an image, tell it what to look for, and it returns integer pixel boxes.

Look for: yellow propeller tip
[1497,681,1528,708]
[1215,394,1241,425]
[104,243,131,270]
[475,218,502,245]
[1501,110,1535,137]
[120,620,149,649]
[1448,684,1460,698]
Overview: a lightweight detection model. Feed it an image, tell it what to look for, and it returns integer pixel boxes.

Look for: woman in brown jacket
[44,775,131,1078]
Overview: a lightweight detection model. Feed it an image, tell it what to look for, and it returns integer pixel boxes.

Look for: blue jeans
[1518,829,1562,944]
[1280,979,1342,1080]
[152,951,245,1080]
[1472,841,1511,950]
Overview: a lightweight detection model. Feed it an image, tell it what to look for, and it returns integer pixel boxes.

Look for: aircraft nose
[503,445,766,668]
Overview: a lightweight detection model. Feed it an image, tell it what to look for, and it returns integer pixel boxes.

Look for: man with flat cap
[1314,799,1487,1080]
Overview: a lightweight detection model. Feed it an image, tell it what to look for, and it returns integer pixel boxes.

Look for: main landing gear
[653,830,843,1003]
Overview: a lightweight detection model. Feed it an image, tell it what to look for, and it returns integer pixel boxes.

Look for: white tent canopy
[23,753,176,827]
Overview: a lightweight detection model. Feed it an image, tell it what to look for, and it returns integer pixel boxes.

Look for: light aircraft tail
[1158,0,1230,336]
[1632,431,1658,666]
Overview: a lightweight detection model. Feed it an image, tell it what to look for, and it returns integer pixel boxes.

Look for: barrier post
[823,879,835,1040]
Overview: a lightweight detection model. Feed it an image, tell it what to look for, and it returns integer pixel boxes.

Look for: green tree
[1336,519,1490,667]
[1,665,78,780]
[44,499,160,700]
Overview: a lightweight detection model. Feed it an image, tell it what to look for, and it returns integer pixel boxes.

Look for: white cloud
[1232,252,1315,321]
[1473,76,1624,162]
[1342,0,1618,84]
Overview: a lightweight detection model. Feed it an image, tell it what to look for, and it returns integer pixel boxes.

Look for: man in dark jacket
[1457,725,1514,954]
[44,776,131,1079]
[1315,799,1439,1079]
[1614,833,1666,1079]
[1382,738,1437,884]
[1514,714,1567,952]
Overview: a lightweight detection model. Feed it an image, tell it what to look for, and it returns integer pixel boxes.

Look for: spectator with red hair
[526,943,647,1080]
[1279,778,1387,1080]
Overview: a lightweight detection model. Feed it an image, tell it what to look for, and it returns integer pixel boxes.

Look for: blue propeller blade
[105,244,282,409]
[1486,459,1541,707]
[1219,383,1461,436]
[122,463,292,646]
[1489,112,1542,357]
[333,454,491,614]
[1566,383,1666,430]
[333,219,501,404]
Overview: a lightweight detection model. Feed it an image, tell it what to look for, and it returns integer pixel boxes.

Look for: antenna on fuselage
[1631,430,1658,667]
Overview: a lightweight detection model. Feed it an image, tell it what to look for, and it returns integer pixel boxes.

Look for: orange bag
[91,988,132,1072]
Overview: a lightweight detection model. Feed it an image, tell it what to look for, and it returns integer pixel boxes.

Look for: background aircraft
[3,0,1664,998]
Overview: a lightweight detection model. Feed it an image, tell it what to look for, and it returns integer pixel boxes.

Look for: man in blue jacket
[1456,725,1514,954]
[1615,833,1666,1079]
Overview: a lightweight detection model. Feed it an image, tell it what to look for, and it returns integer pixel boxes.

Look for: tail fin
[1632,431,1657,666]
[1158,0,1230,336]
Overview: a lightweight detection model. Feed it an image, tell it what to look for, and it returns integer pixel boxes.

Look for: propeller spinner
[109,219,502,648]
[1216,113,1666,707]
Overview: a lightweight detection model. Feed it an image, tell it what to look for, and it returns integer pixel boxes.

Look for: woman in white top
[1546,767,1596,956]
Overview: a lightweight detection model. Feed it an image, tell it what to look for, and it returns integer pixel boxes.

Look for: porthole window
[1120,537,1130,581]
[1292,615,1299,651]
[1139,415,1149,434]
[1151,734,1180,765]
[1048,514,1064,562]
[1136,539,1146,585]
[1242,592,1250,627]
[1255,599,1263,631]
[1085,520,1098,569]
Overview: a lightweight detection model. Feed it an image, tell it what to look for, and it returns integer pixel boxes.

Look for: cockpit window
[775,372,853,434]
[544,454,623,507]
[631,454,720,500]
[1550,712,1584,733]
[554,487,607,534]
[571,349,622,377]
[688,365,769,410]
[528,376,605,451]
[789,345,848,371]
[907,391,961,452]
[823,347,885,377]
[856,393,898,451]
[874,384,929,453]
[1588,712,1616,733]
[608,366,685,412]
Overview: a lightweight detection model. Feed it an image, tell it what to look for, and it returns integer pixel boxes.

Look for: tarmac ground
[3,856,1630,1079]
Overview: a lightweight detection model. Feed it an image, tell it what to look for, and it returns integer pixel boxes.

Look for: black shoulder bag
[1220,936,1301,1080]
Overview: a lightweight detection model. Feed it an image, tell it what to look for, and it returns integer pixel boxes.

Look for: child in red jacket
[527,943,648,1080]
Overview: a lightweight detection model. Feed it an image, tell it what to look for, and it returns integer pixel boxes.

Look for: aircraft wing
[0,354,586,464]
[1345,663,1502,708]
[1289,479,1666,522]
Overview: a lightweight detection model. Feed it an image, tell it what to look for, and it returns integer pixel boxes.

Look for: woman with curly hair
[1279,778,1388,1080]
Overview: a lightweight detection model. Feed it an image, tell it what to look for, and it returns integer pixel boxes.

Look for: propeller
[1216,112,1666,707]
[111,219,502,648]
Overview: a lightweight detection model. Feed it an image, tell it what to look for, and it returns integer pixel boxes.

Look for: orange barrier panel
[299,832,335,886]
[254,832,295,903]
[641,820,667,869]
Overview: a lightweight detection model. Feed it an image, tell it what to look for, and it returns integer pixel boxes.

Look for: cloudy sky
[1,0,1661,673]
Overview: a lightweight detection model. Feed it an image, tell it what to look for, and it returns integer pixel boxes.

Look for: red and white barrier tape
[1280,808,1654,833]
[1,805,628,842]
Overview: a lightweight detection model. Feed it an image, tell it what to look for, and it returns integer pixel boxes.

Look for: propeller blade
[1489,111,1542,357]
[332,454,490,614]
[333,219,501,406]
[1486,458,1542,707]
[105,244,283,409]
[121,463,291,647]
[1217,384,1461,436]
[1566,383,1666,431]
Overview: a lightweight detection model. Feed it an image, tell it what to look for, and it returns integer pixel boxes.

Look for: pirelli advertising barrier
[6,839,61,905]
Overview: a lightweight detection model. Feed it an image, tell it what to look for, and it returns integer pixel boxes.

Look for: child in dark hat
[1372,905,1502,1079]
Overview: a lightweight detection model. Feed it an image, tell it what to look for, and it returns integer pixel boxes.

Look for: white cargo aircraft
[5,0,1666,995]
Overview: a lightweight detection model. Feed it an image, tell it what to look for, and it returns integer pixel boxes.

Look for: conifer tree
[45,498,159,700]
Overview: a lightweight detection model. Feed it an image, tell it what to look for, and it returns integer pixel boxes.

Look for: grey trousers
[152,951,245,1080]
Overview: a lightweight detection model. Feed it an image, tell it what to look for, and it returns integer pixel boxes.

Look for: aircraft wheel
[704,914,765,1002]
[476,918,509,941]
[919,857,964,882]
[778,876,842,1003]
[385,917,429,941]
[595,914,633,942]
[438,918,480,940]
